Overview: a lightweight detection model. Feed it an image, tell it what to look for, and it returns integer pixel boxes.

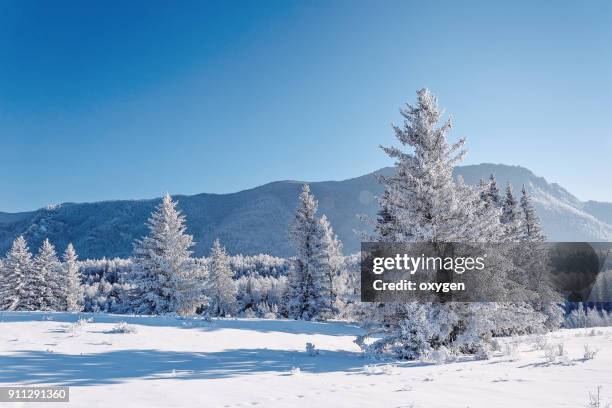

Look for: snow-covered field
[0,313,611,408]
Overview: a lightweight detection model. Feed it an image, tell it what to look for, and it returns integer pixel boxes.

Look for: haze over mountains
[1,163,611,259]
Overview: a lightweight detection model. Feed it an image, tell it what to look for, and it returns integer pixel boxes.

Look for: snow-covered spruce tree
[378,90,502,243]
[374,189,397,241]
[480,174,501,209]
[206,239,237,316]
[286,184,329,320]
[518,186,564,330]
[314,215,344,318]
[362,89,546,359]
[0,236,34,311]
[63,243,83,312]
[488,182,552,335]
[500,183,523,240]
[131,194,202,315]
[520,186,545,242]
[33,239,63,310]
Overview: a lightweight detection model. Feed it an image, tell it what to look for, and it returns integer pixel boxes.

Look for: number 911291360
[1,387,69,402]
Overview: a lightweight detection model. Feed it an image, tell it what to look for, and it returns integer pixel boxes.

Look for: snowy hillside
[1,164,611,259]
[458,164,612,242]
[0,312,610,408]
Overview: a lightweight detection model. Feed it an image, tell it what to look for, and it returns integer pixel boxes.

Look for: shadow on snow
[0,348,364,386]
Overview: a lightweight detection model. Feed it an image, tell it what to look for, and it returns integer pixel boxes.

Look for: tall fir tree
[374,189,397,241]
[0,236,33,311]
[287,184,327,320]
[479,174,501,210]
[519,186,563,329]
[63,243,83,312]
[314,215,344,318]
[378,88,502,243]
[33,239,63,310]
[362,89,547,359]
[520,185,545,242]
[132,194,201,315]
[486,174,501,206]
[500,183,523,240]
[478,178,488,204]
[206,239,237,316]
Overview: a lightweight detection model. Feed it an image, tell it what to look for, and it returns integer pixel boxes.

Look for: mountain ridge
[1,163,610,259]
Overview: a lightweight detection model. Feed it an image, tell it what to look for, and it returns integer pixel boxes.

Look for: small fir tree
[0,236,33,311]
[132,194,201,315]
[206,239,238,316]
[63,243,83,312]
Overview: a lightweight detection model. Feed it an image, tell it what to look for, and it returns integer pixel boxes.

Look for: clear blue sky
[1,0,611,212]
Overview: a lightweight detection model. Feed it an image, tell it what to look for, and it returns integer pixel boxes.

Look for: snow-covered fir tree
[314,215,344,318]
[520,186,545,242]
[63,243,83,312]
[33,239,63,310]
[206,239,237,316]
[518,186,563,329]
[0,236,33,311]
[378,89,502,243]
[479,174,501,209]
[374,189,397,241]
[486,174,501,206]
[500,183,523,240]
[131,194,202,315]
[361,89,549,359]
[286,184,328,320]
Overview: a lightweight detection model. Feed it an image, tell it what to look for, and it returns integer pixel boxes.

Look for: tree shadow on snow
[0,348,365,386]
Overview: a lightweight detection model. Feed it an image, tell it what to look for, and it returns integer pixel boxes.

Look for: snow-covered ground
[0,313,611,408]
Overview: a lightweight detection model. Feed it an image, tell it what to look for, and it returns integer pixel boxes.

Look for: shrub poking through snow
[111,321,137,334]
[305,342,319,356]
[543,342,566,363]
[474,346,493,361]
[363,364,399,375]
[588,386,610,408]
[70,317,92,333]
[290,367,301,375]
[426,346,455,365]
[503,341,521,361]
[531,334,549,351]
[588,329,604,337]
[583,344,599,360]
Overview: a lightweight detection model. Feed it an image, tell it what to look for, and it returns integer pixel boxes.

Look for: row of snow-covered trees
[0,196,254,316]
[478,173,544,242]
[0,237,82,311]
[128,191,353,318]
[0,188,353,318]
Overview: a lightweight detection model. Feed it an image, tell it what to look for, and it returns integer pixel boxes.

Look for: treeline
[0,192,359,319]
[75,254,293,313]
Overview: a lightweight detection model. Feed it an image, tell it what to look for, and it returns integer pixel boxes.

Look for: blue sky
[1,0,611,212]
